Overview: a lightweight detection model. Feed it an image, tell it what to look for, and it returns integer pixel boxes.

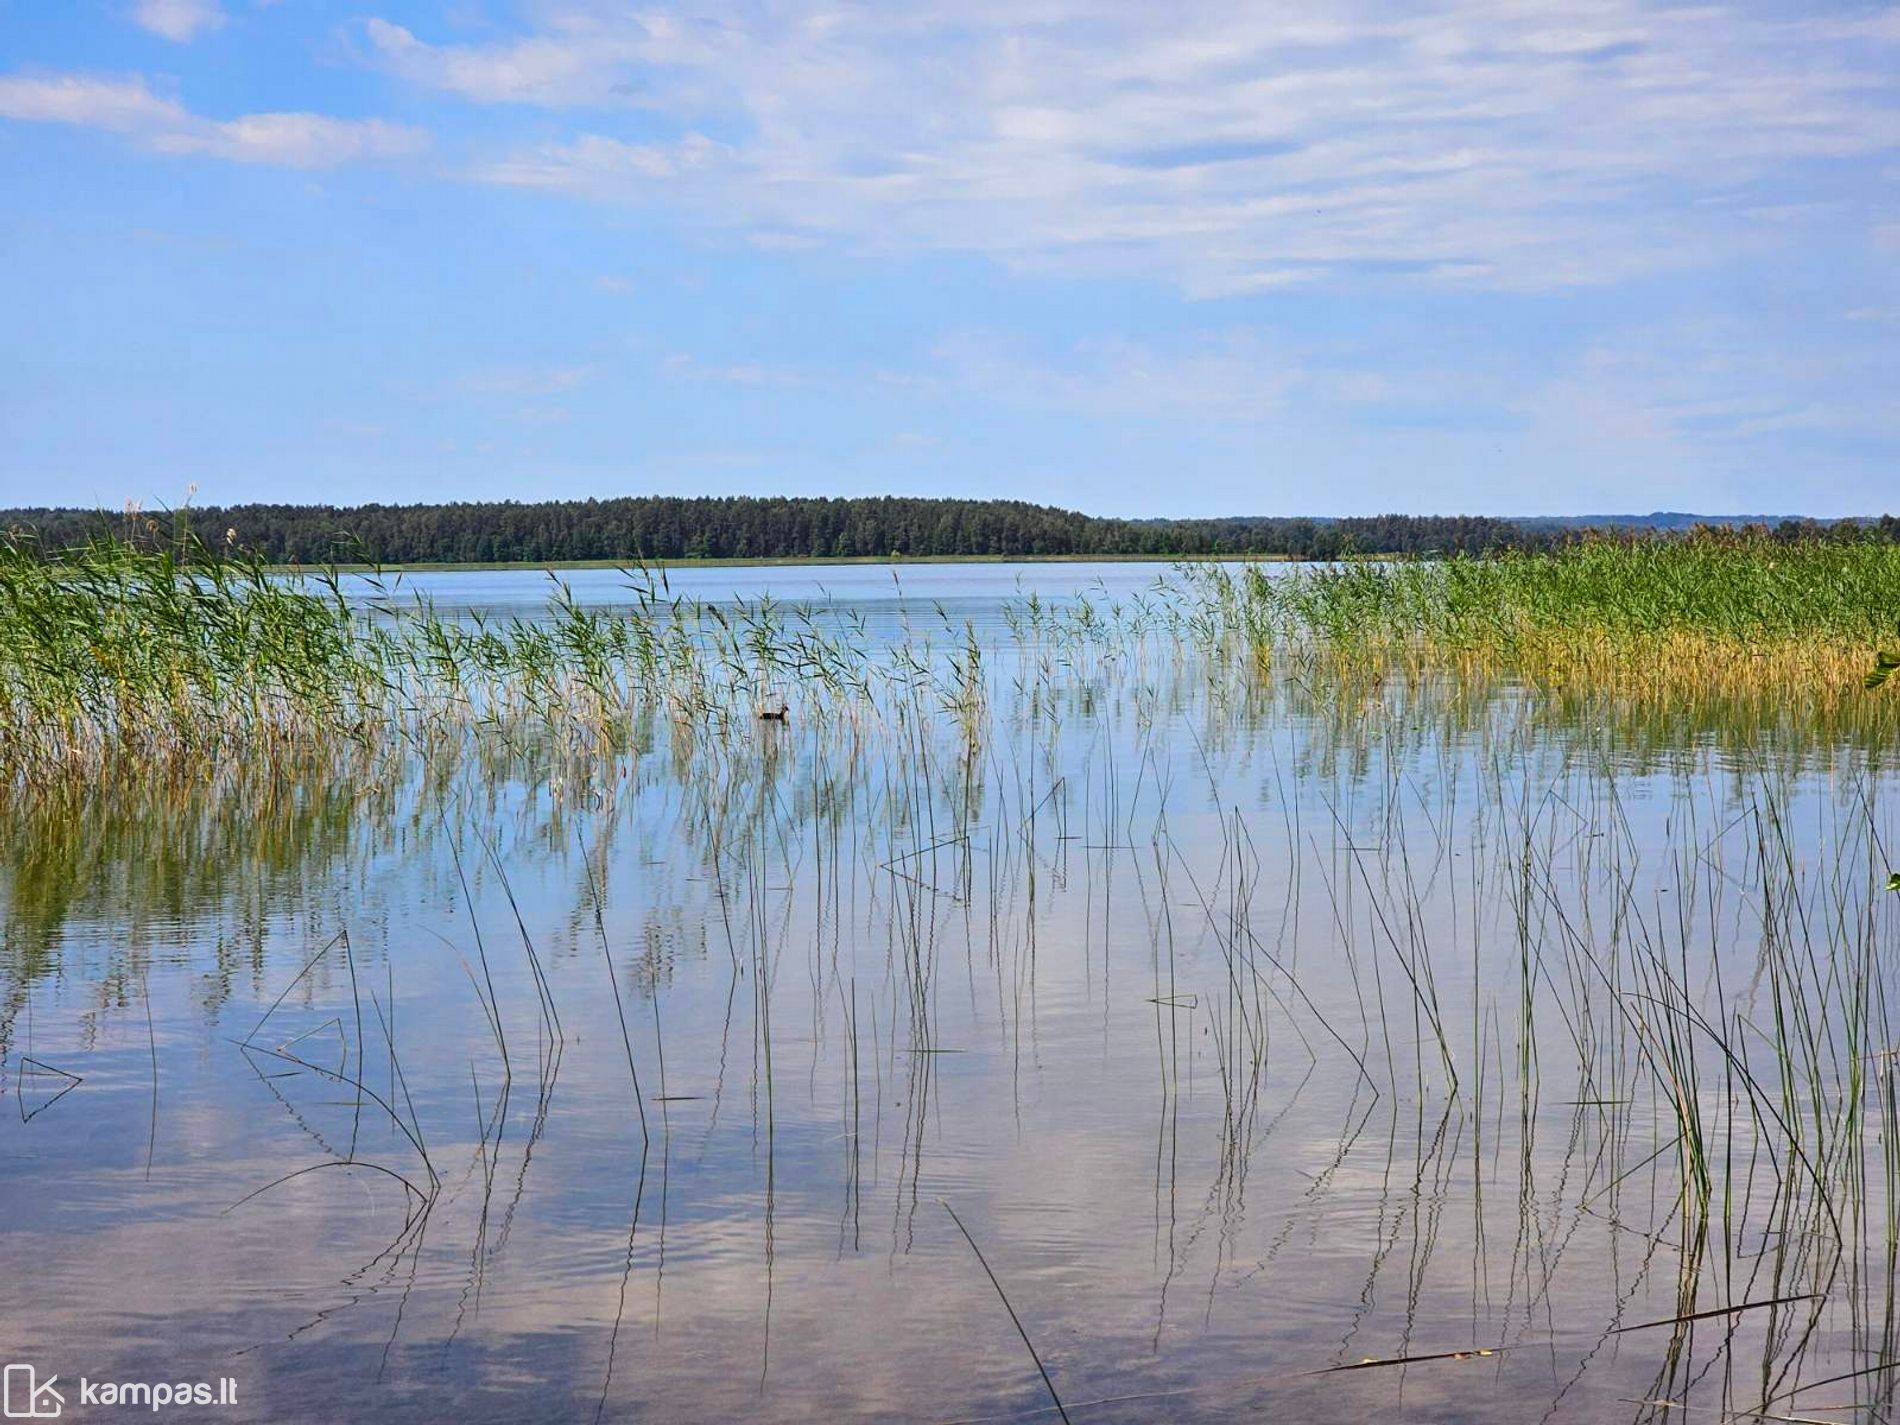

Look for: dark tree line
[1,496,1893,565]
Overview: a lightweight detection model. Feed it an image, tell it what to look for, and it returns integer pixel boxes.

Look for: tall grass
[1191,531,1900,715]
[0,528,996,780]
[0,530,386,770]
[1247,532,1900,643]
[9,520,1900,1415]
[4,526,1897,783]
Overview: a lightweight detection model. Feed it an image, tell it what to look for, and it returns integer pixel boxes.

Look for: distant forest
[1,496,1893,565]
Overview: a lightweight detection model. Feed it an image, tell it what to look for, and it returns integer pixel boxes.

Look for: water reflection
[2,572,1897,1423]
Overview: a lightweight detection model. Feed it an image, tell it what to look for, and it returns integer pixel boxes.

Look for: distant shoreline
[287,551,1306,574]
[15,497,1875,571]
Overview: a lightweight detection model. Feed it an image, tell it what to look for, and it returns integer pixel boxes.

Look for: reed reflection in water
[1,566,1898,1423]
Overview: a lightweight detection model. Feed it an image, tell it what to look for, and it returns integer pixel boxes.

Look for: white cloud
[471,131,725,189]
[157,111,424,166]
[363,19,592,106]
[0,70,426,168]
[1512,312,1900,464]
[457,365,596,398]
[659,354,809,388]
[130,0,225,43]
[361,15,726,107]
[931,329,1303,419]
[650,327,1312,420]
[361,2,1900,296]
[0,72,181,130]
[651,297,1899,485]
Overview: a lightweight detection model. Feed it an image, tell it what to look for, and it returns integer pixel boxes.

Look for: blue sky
[1,0,1896,517]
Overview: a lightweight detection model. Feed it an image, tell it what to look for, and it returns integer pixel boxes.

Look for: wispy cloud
[472,131,726,189]
[0,72,177,130]
[455,364,596,398]
[931,329,1304,419]
[360,15,726,107]
[652,326,1356,422]
[0,70,425,167]
[363,2,1900,295]
[1516,314,1900,455]
[129,0,225,43]
[659,354,809,388]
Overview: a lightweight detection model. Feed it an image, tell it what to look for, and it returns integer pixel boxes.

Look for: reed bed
[5,528,1896,785]
[8,523,1900,1418]
[0,530,987,781]
[1199,533,1900,716]
[0,531,391,769]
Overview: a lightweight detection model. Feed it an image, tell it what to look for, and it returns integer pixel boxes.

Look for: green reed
[1232,532,1900,644]
[0,529,389,770]
[6,525,1898,795]
[9,524,1900,1415]
[0,529,1004,781]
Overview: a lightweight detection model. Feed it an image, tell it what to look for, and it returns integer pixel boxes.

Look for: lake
[1,560,1895,1422]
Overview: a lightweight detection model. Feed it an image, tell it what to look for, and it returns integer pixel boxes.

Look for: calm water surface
[2,562,1896,1422]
